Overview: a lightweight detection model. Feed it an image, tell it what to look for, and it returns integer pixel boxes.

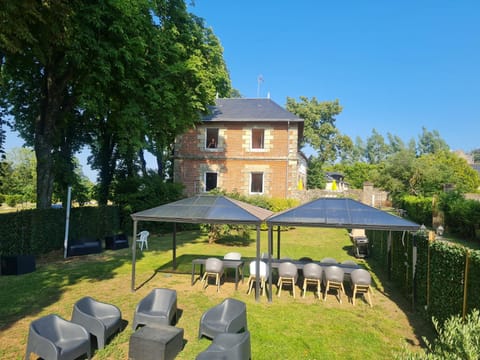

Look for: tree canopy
[286,96,352,164]
[0,0,231,208]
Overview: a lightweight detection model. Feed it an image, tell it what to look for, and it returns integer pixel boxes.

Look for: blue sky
[5,1,480,180]
[190,0,480,152]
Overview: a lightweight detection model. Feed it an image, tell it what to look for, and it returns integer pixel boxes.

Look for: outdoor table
[270,259,361,280]
[191,258,245,290]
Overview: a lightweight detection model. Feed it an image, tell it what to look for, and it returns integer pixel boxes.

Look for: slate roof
[131,195,273,224]
[202,98,303,123]
[266,197,420,231]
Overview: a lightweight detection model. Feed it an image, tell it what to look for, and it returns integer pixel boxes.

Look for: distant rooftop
[202,98,303,123]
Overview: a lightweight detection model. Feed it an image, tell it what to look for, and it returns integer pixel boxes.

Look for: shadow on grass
[216,234,254,247]
[365,257,435,347]
[0,249,131,331]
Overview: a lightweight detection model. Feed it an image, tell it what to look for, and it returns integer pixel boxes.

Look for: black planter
[1,255,36,275]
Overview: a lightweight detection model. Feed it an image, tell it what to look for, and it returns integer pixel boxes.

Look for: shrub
[439,191,480,240]
[401,195,433,226]
[395,309,480,359]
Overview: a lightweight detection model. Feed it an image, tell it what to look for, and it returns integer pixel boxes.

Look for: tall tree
[0,147,37,203]
[365,129,389,164]
[1,0,231,207]
[0,1,91,208]
[472,149,480,163]
[286,96,352,164]
[143,2,231,180]
[417,127,449,155]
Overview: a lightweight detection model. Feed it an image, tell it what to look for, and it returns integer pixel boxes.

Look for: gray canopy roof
[266,197,420,231]
[130,195,273,294]
[131,195,273,224]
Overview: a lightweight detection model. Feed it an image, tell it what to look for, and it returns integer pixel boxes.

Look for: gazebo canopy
[130,195,273,296]
[263,197,420,302]
[131,195,273,224]
[266,197,420,231]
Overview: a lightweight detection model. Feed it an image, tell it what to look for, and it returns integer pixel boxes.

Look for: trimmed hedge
[0,206,121,256]
[369,230,480,324]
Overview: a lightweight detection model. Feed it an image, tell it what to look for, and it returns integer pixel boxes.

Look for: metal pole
[462,250,470,320]
[268,225,273,303]
[63,186,72,259]
[255,225,260,302]
[277,226,281,259]
[173,223,177,269]
[131,220,138,292]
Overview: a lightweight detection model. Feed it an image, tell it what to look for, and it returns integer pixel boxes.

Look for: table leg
[235,266,239,290]
[191,263,195,285]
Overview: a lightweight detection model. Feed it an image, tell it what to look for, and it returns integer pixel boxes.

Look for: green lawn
[0,226,432,359]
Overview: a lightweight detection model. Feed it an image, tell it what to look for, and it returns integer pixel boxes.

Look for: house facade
[173,98,306,198]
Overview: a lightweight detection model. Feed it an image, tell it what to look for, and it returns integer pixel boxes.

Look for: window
[206,128,219,149]
[205,172,217,192]
[250,172,263,194]
[251,128,264,149]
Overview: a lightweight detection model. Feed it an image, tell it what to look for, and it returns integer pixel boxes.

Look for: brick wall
[174,122,303,198]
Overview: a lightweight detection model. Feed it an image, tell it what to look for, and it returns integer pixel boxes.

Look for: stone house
[173,98,306,198]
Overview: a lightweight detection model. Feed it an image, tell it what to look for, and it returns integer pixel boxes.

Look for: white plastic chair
[136,230,149,250]
[247,260,269,296]
[223,252,241,260]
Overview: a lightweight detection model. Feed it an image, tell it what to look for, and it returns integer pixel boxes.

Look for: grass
[1,226,433,359]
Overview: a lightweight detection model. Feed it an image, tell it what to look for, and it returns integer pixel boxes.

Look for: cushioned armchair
[132,288,177,330]
[196,331,251,360]
[71,296,122,349]
[25,314,91,360]
[198,298,247,340]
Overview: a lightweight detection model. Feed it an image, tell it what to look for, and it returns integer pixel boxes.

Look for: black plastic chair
[25,314,91,360]
[198,298,247,340]
[201,258,224,292]
[350,269,373,306]
[196,331,251,360]
[277,262,298,298]
[302,263,323,299]
[132,288,177,330]
[323,265,345,303]
[71,296,122,349]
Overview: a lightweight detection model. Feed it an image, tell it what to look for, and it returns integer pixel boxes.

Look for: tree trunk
[35,137,54,209]
[34,68,70,209]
